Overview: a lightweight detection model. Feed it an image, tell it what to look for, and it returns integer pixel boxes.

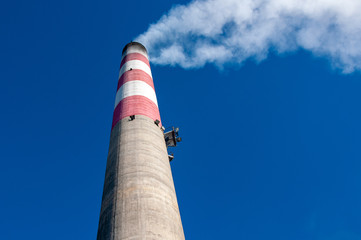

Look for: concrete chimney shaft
[97,42,185,240]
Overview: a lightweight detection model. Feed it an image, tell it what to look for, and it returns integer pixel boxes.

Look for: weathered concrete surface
[97,115,185,240]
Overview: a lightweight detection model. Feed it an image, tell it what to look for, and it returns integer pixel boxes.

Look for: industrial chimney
[97,42,185,240]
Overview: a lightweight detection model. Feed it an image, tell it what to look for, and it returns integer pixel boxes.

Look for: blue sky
[1,0,361,239]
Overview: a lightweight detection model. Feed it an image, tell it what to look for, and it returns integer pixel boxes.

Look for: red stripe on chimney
[120,53,150,69]
[112,95,161,129]
[117,69,155,91]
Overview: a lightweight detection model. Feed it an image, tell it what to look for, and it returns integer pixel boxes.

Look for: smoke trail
[135,0,361,73]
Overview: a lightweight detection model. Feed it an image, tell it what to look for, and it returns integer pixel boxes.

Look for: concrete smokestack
[97,42,185,240]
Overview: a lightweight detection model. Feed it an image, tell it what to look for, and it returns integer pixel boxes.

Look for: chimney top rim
[122,42,147,55]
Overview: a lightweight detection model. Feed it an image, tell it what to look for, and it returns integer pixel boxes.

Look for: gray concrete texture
[97,115,185,240]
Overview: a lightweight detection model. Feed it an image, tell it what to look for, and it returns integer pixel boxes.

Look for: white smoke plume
[135,0,361,73]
